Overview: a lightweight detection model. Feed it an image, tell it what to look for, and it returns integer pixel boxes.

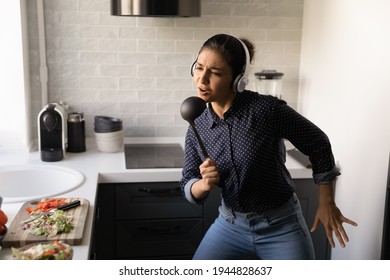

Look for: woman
[179,34,357,260]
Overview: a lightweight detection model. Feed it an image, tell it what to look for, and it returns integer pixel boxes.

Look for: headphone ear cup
[233,74,247,93]
[237,76,248,93]
[190,60,196,76]
[232,74,241,92]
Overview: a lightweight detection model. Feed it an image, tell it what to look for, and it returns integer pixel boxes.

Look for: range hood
[111,0,201,17]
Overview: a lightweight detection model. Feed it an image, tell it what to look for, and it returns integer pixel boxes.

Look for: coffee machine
[37,103,67,162]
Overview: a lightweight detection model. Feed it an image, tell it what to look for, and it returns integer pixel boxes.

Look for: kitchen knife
[21,199,81,225]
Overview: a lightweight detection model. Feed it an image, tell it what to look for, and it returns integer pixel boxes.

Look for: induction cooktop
[124,143,184,169]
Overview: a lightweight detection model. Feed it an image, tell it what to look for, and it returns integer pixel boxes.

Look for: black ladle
[180,96,209,158]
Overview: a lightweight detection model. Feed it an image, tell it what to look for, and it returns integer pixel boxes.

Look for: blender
[254,70,284,98]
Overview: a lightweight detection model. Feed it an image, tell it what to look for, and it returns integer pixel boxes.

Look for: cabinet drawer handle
[138,187,181,194]
[138,225,181,233]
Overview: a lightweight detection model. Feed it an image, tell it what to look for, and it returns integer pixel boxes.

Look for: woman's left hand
[310,184,358,248]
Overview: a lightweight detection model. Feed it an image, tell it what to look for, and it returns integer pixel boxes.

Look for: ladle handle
[191,124,209,159]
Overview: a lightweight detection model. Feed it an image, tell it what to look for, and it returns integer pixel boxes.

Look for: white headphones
[190,35,250,93]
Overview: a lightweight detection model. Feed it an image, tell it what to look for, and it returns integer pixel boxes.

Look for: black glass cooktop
[124,143,184,169]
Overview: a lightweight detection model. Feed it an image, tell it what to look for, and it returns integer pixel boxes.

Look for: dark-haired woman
[179,34,357,260]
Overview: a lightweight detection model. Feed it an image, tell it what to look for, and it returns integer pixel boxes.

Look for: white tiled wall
[27,0,303,138]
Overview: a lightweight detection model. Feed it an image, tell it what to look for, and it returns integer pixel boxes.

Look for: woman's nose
[198,71,209,84]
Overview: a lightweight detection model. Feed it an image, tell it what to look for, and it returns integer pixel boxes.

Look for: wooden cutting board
[1,197,89,248]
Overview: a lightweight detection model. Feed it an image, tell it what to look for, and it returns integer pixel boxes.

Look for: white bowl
[95,137,124,153]
[94,130,123,140]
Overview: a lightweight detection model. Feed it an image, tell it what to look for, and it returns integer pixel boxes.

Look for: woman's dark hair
[200,34,255,81]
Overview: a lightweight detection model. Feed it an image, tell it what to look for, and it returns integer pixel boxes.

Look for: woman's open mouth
[198,87,210,96]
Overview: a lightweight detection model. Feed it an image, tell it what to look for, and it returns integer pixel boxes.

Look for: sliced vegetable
[42,250,56,256]
[24,210,74,237]
[26,198,68,215]
[54,240,66,250]
[12,241,73,260]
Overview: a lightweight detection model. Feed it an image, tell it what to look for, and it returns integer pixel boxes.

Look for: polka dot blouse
[179,90,340,213]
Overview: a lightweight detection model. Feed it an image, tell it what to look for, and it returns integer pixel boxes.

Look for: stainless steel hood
[111,0,201,17]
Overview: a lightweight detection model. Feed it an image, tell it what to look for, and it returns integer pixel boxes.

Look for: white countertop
[0,138,311,260]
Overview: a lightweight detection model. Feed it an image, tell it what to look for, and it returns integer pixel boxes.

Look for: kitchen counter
[0,138,311,260]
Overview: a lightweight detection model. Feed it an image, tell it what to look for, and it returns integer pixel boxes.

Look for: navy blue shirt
[179,90,340,213]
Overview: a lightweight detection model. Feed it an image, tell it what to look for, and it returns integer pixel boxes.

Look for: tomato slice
[42,250,56,256]
[26,198,68,214]
[54,240,66,250]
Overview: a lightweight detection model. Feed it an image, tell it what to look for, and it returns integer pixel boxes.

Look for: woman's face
[193,48,235,104]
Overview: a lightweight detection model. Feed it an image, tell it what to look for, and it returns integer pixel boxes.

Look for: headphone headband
[190,35,250,93]
[234,37,250,93]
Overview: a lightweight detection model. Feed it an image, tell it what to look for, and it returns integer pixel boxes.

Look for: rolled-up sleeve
[183,178,209,204]
[179,127,206,204]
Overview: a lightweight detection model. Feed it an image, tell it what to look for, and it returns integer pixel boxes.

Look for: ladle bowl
[180,96,206,125]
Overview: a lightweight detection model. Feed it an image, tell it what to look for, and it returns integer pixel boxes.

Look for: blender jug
[254,70,284,98]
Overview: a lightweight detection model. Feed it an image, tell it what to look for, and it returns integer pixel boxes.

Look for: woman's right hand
[190,158,220,200]
[199,158,220,191]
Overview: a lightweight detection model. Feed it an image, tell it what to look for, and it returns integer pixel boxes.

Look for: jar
[67,112,86,152]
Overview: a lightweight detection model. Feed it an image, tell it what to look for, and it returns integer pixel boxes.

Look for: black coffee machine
[38,103,67,162]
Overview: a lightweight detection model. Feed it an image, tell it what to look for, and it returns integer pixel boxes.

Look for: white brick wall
[27,0,303,138]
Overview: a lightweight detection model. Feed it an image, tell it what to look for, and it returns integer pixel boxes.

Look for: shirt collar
[205,91,245,128]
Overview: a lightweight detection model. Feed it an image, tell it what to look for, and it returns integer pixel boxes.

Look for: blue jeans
[193,194,315,260]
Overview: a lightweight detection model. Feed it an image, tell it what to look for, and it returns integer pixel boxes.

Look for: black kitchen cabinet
[89,182,116,259]
[115,182,203,259]
[294,179,331,260]
[90,179,329,260]
[116,218,203,259]
[90,182,215,260]
[381,155,390,259]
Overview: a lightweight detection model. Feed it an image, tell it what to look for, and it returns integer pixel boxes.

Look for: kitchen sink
[0,164,85,204]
